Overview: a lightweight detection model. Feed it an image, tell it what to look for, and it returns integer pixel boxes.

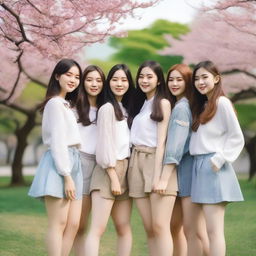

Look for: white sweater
[189,96,244,169]
[96,102,130,169]
[42,96,81,176]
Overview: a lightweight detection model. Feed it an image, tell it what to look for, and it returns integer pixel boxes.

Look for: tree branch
[25,0,43,15]
[0,51,23,103]
[1,3,31,45]
[0,101,31,115]
[222,69,256,79]
[230,88,256,102]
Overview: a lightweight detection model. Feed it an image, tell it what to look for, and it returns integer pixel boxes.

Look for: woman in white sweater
[189,60,244,256]
[85,64,135,256]
[73,65,105,256]
[28,59,83,256]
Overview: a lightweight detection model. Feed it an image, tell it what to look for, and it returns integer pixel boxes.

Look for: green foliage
[0,176,255,256]
[90,19,189,74]
[16,81,45,108]
[235,103,256,130]
[0,106,25,136]
[0,81,44,140]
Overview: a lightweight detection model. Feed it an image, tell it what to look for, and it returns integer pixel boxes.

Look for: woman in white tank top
[128,60,177,256]
[73,65,105,256]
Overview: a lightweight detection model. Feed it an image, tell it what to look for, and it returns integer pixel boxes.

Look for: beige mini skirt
[90,159,129,200]
[128,145,178,198]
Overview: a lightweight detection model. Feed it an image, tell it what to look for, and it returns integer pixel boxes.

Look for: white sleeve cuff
[210,152,226,170]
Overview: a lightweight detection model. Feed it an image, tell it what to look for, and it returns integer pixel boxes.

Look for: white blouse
[78,107,97,155]
[96,102,130,169]
[42,96,81,176]
[189,96,244,169]
[131,97,157,147]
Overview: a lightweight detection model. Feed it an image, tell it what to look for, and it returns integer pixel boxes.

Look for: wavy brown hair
[166,63,192,109]
[191,60,225,131]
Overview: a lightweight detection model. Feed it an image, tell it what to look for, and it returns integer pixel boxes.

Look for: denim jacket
[164,97,192,165]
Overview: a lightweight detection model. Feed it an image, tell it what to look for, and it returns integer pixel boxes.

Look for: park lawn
[0,176,255,256]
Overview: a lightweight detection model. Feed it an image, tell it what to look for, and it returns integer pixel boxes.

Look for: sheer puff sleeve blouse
[42,96,81,176]
[189,96,244,169]
[96,102,130,169]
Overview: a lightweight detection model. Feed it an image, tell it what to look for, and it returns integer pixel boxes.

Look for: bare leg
[73,195,91,256]
[61,199,82,256]
[151,193,176,256]
[84,191,114,256]
[111,199,133,256]
[44,196,70,256]
[182,197,209,256]
[171,198,187,256]
[203,204,226,256]
[135,197,156,256]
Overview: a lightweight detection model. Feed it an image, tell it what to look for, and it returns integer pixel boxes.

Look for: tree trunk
[245,135,256,180]
[11,111,36,186]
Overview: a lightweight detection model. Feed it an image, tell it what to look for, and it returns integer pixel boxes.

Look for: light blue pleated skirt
[191,153,244,204]
[177,152,193,197]
[28,147,83,200]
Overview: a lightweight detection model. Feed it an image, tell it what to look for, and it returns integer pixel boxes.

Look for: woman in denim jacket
[156,64,209,256]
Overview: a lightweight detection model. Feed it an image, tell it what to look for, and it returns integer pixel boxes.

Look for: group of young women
[28,58,244,256]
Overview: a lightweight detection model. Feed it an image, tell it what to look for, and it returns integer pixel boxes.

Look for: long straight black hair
[132,60,168,122]
[103,64,135,127]
[76,65,105,126]
[40,58,82,112]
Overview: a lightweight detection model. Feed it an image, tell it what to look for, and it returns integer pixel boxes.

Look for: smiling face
[138,66,158,99]
[168,70,186,99]
[56,65,80,98]
[84,70,103,97]
[109,69,129,101]
[194,67,219,99]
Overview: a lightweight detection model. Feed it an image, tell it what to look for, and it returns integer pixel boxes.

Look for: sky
[85,0,207,60]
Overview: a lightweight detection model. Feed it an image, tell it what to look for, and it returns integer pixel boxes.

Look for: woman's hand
[107,167,121,195]
[212,163,220,172]
[153,179,168,195]
[110,176,122,195]
[64,175,76,200]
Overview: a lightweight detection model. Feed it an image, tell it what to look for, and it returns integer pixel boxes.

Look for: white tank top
[131,97,157,147]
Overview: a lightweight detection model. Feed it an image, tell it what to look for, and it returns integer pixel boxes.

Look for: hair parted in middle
[76,65,105,126]
[166,63,193,109]
[103,63,135,127]
[132,60,169,122]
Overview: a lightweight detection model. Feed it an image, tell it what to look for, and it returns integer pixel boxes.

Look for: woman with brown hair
[190,60,244,256]
[161,63,209,256]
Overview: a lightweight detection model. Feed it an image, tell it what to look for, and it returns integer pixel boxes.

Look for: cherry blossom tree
[0,0,160,185]
[161,1,256,179]
[0,0,159,98]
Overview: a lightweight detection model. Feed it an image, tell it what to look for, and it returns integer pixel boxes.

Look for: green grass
[0,176,256,256]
